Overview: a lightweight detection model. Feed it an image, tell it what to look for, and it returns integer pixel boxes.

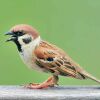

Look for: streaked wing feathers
[34,41,86,79]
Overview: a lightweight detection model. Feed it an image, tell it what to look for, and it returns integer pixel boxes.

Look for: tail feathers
[81,71,100,84]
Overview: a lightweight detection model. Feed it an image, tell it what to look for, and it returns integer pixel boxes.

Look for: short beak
[5,31,16,42]
[5,31,14,35]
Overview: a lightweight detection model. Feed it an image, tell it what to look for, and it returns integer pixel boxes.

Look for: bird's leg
[25,75,59,89]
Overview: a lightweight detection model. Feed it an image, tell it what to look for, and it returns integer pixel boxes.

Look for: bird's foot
[24,76,55,89]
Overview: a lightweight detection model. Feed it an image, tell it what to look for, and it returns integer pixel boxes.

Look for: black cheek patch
[23,37,32,44]
[47,57,54,61]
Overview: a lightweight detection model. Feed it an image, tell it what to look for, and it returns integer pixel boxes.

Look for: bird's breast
[19,44,47,72]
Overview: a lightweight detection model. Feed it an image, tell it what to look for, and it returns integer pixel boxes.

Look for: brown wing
[34,41,86,79]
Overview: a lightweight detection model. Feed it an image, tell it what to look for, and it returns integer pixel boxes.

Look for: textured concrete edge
[0,86,100,100]
[1,96,100,100]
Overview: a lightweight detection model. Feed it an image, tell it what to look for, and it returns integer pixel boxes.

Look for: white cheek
[18,37,24,45]
[18,34,33,45]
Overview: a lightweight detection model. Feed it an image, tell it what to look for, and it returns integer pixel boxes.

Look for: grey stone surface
[0,86,100,100]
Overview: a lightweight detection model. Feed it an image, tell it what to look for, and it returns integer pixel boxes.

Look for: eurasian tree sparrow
[5,24,100,89]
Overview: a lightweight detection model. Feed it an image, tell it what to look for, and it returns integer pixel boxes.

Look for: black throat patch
[14,38,22,52]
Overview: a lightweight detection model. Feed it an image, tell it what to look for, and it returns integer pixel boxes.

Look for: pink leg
[25,75,58,89]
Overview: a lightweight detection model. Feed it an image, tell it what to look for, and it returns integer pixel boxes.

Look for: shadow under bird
[5,24,100,89]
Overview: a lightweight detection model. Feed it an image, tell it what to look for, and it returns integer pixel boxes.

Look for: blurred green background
[0,0,100,85]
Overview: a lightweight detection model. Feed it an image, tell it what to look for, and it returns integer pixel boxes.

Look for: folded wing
[33,41,86,79]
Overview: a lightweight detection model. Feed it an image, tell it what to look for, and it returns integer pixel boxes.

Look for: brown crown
[10,24,39,39]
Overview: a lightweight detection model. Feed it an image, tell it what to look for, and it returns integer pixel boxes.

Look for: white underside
[19,36,44,72]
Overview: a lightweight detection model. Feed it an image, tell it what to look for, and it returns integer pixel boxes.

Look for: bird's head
[5,24,40,52]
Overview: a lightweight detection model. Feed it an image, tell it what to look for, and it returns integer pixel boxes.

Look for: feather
[33,41,88,79]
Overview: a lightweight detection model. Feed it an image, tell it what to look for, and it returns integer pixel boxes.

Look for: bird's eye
[15,31,25,36]
[18,31,23,36]
[22,37,32,44]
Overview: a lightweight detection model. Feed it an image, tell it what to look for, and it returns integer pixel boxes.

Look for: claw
[24,76,56,89]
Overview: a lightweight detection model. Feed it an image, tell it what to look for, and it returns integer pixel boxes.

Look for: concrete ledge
[0,86,100,100]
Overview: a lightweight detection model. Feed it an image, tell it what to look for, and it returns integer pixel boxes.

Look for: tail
[81,71,100,84]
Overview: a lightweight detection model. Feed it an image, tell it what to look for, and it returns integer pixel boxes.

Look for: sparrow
[5,24,100,89]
